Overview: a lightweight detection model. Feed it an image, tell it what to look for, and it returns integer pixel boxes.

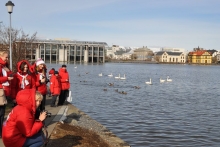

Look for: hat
[36,58,45,66]
[54,71,59,74]
[62,64,67,67]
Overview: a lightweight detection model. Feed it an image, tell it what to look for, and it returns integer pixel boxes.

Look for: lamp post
[5,1,15,70]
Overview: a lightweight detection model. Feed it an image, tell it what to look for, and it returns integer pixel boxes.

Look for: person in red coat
[0,51,13,138]
[58,64,70,105]
[10,60,36,103]
[31,58,48,111]
[2,89,47,147]
[50,71,61,107]
[48,68,55,97]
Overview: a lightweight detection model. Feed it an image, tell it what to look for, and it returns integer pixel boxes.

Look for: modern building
[155,51,186,63]
[27,39,108,63]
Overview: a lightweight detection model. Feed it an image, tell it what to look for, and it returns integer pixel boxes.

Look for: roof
[188,50,211,56]
[156,51,183,56]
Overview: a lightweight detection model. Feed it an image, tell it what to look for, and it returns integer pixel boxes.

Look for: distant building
[132,46,154,61]
[155,51,186,63]
[106,45,131,59]
[161,47,185,53]
[188,50,212,64]
[26,39,107,63]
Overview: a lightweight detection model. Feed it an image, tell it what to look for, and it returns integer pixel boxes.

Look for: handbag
[66,90,72,103]
[0,89,7,105]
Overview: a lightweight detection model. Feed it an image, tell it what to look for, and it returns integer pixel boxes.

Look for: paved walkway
[0,96,65,147]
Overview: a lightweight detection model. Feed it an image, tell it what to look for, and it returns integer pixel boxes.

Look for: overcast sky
[1,0,220,51]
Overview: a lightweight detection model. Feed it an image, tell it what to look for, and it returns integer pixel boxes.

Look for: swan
[160,78,165,83]
[98,73,102,76]
[167,76,172,82]
[120,74,126,80]
[115,74,120,79]
[108,73,113,77]
[74,66,77,68]
[145,78,152,85]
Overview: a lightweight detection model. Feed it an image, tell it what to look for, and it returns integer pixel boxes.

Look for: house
[155,51,186,63]
[188,50,212,64]
[132,46,154,61]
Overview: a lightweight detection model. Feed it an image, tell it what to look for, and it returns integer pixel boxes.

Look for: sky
[0,0,220,51]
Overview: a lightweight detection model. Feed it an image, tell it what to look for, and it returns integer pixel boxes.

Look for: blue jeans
[23,131,45,147]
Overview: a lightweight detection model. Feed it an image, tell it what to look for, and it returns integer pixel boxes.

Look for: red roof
[188,50,210,56]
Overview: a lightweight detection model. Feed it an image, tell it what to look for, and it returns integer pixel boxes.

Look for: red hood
[16,89,36,114]
[16,60,31,73]
[0,58,7,67]
[59,67,67,73]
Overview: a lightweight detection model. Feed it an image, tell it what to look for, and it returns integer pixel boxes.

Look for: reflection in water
[47,63,220,147]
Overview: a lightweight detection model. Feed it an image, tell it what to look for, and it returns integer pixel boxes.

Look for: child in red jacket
[50,71,61,107]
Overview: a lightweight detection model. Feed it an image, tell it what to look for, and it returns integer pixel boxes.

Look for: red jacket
[0,58,12,96]
[50,74,61,95]
[59,67,70,90]
[31,63,47,95]
[2,89,43,147]
[10,60,36,99]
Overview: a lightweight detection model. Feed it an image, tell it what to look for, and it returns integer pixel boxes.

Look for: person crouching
[2,89,47,147]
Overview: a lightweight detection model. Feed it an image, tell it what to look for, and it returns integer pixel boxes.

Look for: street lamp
[5,1,15,70]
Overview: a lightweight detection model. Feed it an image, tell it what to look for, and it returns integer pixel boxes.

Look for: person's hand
[66,79,69,82]
[41,78,46,83]
[39,111,47,121]
[3,67,10,72]
[8,77,13,80]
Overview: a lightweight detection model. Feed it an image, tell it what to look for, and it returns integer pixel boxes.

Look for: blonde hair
[35,91,43,101]
[0,51,9,57]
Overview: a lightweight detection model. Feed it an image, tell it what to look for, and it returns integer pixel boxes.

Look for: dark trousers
[58,90,69,105]
[0,105,6,136]
[50,95,58,106]
[39,94,46,111]
[23,131,45,147]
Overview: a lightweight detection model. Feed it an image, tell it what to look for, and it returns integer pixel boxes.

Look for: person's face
[23,64,28,72]
[1,53,9,62]
[55,74,58,76]
[38,64,44,70]
[35,99,42,108]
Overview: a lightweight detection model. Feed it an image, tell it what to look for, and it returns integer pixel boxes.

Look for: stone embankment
[47,104,131,147]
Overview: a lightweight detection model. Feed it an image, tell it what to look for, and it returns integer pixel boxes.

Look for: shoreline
[47,103,131,147]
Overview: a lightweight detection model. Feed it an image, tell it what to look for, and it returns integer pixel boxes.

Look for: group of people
[0,51,70,147]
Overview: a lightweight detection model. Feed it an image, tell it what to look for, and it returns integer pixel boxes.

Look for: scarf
[17,72,29,89]
[2,68,9,86]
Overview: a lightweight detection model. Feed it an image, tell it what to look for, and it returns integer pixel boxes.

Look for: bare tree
[0,25,37,71]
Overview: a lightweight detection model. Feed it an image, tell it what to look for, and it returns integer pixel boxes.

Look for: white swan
[98,73,102,76]
[145,78,152,85]
[120,74,126,80]
[74,66,77,68]
[167,76,172,82]
[160,78,165,83]
[115,74,120,79]
[108,73,113,77]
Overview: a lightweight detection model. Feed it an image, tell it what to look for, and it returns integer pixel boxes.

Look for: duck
[115,74,120,79]
[115,89,118,92]
[134,86,140,89]
[108,73,113,77]
[145,78,152,85]
[119,91,127,95]
[120,74,126,80]
[167,76,172,82]
[103,88,107,91]
[98,73,102,76]
[108,83,114,86]
[160,78,165,83]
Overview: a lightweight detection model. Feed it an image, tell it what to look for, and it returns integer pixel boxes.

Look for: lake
[47,63,220,147]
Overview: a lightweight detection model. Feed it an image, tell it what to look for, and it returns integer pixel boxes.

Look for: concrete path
[0,96,65,147]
